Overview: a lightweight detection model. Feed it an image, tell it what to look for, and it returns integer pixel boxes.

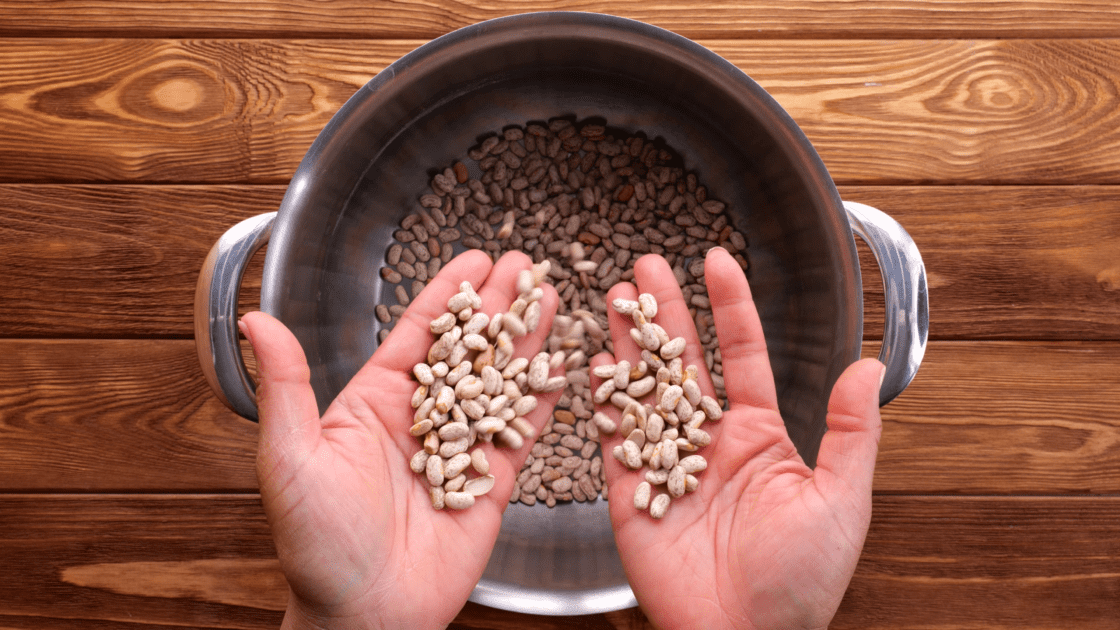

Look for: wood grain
[4,39,1120,184]
[874,341,1120,494]
[0,495,1117,629]
[0,184,279,337]
[0,339,259,491]
[847,185,1120,342]
[0,182,278,336]
[0,39,400,183]
[1,1,1119,39]
[3,184,1117,340]
[2,2,1115,630]
[833,496,1120,629]
[0,495,285,628]
[1,339,1117,494]
[733,39,1120,185]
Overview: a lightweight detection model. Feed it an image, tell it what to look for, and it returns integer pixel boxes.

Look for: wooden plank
[0,339,260,491]
[846,185,1120,342]
[734,39,1120,185]
[833,496,1120,629]
[0,495,284,629]
[0,39,402,184]
[0,184,281,337]
[873,341,1120,494]
[3,184,1118,340]
[4,39,1120,184]
[1,1,1119,39]
[1,339,1118,494]
[0,495,1116,628]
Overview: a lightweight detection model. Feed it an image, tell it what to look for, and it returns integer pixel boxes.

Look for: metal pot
[195,12,927,616]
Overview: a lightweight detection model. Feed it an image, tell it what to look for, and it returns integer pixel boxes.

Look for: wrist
[280,594,384,630]
[280,591,453,630]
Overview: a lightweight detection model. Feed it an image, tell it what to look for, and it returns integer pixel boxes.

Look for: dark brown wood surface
[3,184,1118,339]
[3,339,1119,495]
[5,39,1120,184]
[1,495,1117,629]
[1,1,1118,628]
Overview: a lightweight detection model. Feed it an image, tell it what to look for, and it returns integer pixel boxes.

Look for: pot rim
[259,11,863,616]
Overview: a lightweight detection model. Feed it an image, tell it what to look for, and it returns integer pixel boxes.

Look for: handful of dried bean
[407,261,570,510]
[379,117,748,507]
[593,292,717,519]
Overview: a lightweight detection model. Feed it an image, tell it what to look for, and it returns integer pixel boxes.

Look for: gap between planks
[2,1,1120,39]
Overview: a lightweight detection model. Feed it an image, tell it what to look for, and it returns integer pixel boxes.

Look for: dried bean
[445,491,475,510]
[464,474,495,496]
[634,481,652,510]
[649,493,670,519]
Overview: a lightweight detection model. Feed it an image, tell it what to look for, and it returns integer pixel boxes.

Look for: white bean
[464,474,496,497]
[649,493,670,519]
[445,491,476,510]
[634,481,652,510]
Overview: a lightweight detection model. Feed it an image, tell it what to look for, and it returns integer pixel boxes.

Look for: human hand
[593,248,883,630]
[239,250,562,630]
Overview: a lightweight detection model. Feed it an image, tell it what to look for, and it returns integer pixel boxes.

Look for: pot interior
[262,12,862,614]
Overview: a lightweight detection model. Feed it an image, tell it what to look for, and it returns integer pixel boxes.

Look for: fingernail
[879,364,887,389]
[710,246,728,256]
[237,318,251,344]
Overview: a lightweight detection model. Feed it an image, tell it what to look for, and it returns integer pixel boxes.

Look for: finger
[457,249,564,463]
[478,276,567,499]
[633,254,769,482]
[705,247,780,413]
[590,350,643,520]
[594,279,641,472]
[474,251,552,363]
[592,278,641,481]
[239,311,322,468]
[476,354,565,513]
[371,249,494,374]
[593,279,646,521]
[405,250,563,512]
[813,358,884,498]
[604,281,642,366]
[632,254,717,397]
[474,250,533,317]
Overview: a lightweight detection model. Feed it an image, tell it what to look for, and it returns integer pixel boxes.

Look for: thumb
[813,358,884,497]
[239,311,321,469]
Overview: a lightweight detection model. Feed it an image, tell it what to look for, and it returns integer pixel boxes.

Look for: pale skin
[592,248,884,630]
[239,250,565,630]
[241,247,883,630]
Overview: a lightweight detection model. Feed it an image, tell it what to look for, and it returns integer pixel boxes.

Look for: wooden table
[2,2,1119,628]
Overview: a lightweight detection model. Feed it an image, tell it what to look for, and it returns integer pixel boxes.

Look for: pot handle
[842,201,929,405]
[194,212,276,421]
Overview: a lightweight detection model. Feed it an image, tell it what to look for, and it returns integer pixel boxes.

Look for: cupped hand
[239,250,562,630]
[593,248,884,630]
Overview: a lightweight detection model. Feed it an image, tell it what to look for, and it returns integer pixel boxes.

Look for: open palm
[593,249,884,630]
[240,250,562,630]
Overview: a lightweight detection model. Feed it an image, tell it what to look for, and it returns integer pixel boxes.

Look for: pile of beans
[381,117,748,508]
[407,263,575,510]
[594,293,718,519]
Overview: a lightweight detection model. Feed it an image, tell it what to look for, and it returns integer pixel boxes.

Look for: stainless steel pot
[195,12,928,616]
